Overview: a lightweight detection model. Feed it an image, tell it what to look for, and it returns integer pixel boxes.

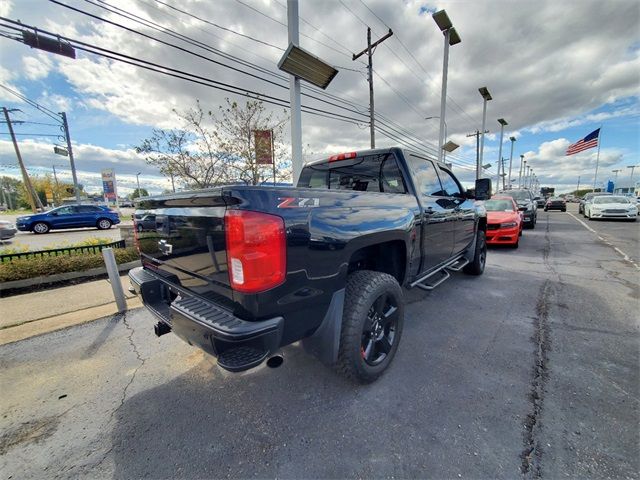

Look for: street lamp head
[482,163,492,169]
[498,118,508,126]
[510,136,516,142]
[479,87,492,101]
[278,44,339,90]
[448,27,461,45]
[442,140,459,153]
[432,10,453,31]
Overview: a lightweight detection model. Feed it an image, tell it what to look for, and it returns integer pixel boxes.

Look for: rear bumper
[129,267,284,372]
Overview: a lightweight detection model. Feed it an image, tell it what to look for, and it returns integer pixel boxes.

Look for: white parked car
[584,195,638,221]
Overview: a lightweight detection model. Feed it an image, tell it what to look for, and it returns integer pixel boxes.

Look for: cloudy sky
[0,0,638,195]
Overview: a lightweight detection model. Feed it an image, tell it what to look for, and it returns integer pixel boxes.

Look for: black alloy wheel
[337,270,404,384]
[360,293,399,366]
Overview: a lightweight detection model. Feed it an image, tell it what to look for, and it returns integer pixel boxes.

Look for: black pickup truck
[129,147,490,383]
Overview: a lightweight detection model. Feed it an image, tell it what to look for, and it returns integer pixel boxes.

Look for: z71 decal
[277,197,320,208]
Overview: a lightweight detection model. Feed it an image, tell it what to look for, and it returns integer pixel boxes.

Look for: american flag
[566,128,600,155]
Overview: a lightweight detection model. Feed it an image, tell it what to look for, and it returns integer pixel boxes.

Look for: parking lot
[1,207,638,479]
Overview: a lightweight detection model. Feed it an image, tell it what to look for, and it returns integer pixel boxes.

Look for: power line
[54,1,369,121]
[0,18,369,126]
[152,0,284,51]
[340,0,481,130]
[230,0,355,60]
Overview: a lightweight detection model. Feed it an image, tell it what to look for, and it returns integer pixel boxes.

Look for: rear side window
[299,153,407,194]
[78,206,100,213]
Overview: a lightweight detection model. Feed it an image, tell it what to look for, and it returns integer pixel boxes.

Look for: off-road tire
[463,229,487,275]
[137,223,144,232]
[336,270,404,384]
[97,218,112,230]
[32,222,50,234]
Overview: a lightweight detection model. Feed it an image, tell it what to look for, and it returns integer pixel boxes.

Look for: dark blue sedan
[16,205,121,234]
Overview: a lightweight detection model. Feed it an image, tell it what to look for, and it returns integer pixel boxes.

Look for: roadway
[1,208,638,478]
[0,209,135,251]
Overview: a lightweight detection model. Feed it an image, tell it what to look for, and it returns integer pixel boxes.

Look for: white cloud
[1,0,639,192]
[22,54,53,80]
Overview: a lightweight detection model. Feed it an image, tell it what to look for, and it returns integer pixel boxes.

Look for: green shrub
[0,247,140,283]
[0,243,30,255]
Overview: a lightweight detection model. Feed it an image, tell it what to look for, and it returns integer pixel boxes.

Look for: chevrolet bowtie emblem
[158,240,173,255]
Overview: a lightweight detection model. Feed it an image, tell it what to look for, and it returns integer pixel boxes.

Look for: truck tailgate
[135,190,231,300]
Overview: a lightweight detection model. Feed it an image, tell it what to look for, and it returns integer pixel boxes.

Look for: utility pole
[353,27,393,149]
[467,129,489,179]
[60,112,81,204]
[576,175,581,195]
[3,107,42,212]
[52,164,60,205]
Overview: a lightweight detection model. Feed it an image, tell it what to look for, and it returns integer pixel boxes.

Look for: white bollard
[102,247,127,313]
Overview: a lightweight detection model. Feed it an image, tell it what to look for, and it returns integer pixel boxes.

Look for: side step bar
[410,255,469,291]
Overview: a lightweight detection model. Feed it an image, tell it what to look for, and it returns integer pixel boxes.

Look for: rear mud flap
[301,288,345,367]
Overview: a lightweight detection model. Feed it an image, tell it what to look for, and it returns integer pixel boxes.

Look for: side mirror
[474,178,492,200]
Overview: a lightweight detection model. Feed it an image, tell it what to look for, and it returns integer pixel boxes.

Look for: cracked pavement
[1,205,638,479]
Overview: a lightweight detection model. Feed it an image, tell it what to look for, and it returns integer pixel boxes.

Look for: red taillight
[328,151,357,162]
[224,210,286,293]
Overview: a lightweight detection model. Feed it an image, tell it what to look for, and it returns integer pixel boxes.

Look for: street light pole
[432,10,461,164]
[287,0,302,184]
[518,156,525,188]
[136,172,141,197]
[508,136,516,189]
[496,118,507,192]
[478,87,492,174]
[628,165,639,194]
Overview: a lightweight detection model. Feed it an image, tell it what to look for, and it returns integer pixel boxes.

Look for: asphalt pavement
[0,207,638,479]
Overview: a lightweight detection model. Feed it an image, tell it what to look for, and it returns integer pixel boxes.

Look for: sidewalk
[0,274,142,346]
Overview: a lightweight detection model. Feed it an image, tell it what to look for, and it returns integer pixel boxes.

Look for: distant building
[612,181,639,196]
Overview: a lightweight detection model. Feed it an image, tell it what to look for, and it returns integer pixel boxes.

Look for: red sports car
[484,196,523,248]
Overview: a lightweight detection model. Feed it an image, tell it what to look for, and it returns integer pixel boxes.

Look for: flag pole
[592,125,602,192]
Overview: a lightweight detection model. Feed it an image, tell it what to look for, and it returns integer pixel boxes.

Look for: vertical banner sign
[101,169,118,203]
[254,130,274,165]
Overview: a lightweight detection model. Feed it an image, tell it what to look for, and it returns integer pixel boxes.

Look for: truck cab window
[437,168,464,197]
[407,155,444,197]
[299,153,405,193]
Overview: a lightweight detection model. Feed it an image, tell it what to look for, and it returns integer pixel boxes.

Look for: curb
[0,260,141,293]
[0,296,144,346]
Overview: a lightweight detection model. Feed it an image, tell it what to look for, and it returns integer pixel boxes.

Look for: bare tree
[136,101,231,189]
[137,99,290,188]
[210,99,289,185]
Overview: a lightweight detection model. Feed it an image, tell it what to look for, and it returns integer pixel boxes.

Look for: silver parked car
[0,220,17,240]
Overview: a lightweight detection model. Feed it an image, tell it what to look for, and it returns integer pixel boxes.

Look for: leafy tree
[137,99,289,188]
[129,188,149,199]
[0,176,20,210]
[16,175,78,208]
